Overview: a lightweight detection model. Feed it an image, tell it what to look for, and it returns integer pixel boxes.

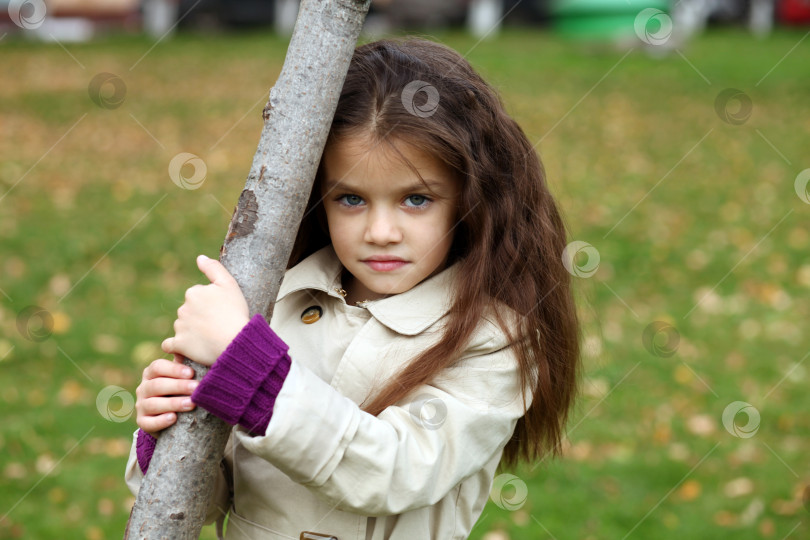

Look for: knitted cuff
[191,313,291,435]
[136,429,157,475]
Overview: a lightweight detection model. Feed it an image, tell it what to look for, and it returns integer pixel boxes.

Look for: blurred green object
[550,0,670,40]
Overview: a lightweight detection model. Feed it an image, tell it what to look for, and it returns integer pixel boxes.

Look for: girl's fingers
[139,395,196,416]
[141,376,199,399]
[135,357,198,436]
[143,358,195,381]
[138,412,178,435]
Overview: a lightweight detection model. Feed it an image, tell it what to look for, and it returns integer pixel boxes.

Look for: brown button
[301,306,322,324]
[300,532,338,540]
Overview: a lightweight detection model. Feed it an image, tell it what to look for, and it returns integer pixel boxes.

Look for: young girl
[126,37,581,540]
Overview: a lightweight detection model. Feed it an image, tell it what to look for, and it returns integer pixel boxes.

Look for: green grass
[1,25,809,539]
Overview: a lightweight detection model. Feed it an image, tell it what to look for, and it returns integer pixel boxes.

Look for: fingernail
[199,254,209,261]
[183,367,194,377]
[182,398,193,409]
[188,381,199,392]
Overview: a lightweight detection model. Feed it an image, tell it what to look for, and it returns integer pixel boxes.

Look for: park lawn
[1,24,808,540]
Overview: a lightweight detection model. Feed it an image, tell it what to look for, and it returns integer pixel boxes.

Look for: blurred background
[1,0,809,539]
[2,0,810,41]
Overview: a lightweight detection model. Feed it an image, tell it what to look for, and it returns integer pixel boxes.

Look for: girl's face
[321,135,461,305]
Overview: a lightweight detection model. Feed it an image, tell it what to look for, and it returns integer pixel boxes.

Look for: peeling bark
[125,1,370,537]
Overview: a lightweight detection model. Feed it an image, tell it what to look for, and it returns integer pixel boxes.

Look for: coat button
[301,306,322,324]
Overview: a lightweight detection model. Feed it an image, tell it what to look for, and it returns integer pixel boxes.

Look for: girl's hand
[135,356,198,437]
[161,255,251,366]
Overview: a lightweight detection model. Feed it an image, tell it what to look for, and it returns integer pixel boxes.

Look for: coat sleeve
[123,428,234,526]
[234,332,530,516]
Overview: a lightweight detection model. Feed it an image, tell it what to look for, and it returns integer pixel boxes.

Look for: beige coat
[126,245,529,540]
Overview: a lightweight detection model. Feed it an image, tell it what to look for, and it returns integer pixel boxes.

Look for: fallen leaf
[758,518,775,537]
[51,311,71,334]
[740,498,764,525]
[48,487,66,504]
[582,377,608,398]
[48,274,71,297]
[714,510,737,527]
[92,334,122,355]
[676,479,701,501]
[58,380,86,406]
[4,463,26,480]
[511,509,529,526]
[668,443,690,462]
[35,454,56,475]
[132,341,162,366]
[653,423,671,445]
[674,364,693,384]
[771,498,801,516]
[97,498,114,516]
[686,414,716,437]
[724,477,754,498]
[0,340,13,362]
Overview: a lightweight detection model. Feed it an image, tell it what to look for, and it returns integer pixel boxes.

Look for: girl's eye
[338,194,364,206]
[404,195,430,208]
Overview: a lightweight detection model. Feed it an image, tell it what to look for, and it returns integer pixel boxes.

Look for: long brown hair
[289,38,581,468]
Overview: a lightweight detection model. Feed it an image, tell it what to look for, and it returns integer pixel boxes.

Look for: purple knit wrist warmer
[191,313,291,435]
[135,314,291,474]
[136,429,157,475]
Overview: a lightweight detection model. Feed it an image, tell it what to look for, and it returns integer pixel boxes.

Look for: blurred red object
[778,0,810,24]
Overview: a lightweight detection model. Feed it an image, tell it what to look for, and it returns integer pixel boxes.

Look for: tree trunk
[124,1,370,537]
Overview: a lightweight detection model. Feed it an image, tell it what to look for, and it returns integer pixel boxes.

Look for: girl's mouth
[363,260,408,272]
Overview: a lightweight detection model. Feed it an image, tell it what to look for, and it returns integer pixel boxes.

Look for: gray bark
[124,1,371,537]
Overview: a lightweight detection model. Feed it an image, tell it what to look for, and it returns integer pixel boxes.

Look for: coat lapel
[276,245,459,335]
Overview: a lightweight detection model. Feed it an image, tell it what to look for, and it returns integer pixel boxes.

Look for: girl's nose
[364,207,403,245]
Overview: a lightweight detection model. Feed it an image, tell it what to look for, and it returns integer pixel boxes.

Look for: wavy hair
[289,38,581,468]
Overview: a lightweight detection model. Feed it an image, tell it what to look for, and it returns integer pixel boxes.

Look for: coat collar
[277,245,459,336]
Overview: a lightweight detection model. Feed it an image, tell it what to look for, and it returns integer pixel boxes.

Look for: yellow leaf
[48,274,71,297]
[48,487,66,504]
[93,334,122,355]
[714,510,737,527]
[51,311,71,334]
[0,339,13,362]
[653,423,671,445]
[132,341,162,366]
[97,498,114,516]
[58,380,86,406]
[674,363,693,384]
[724,477,754,498]
[686,414,716,437]
[676,479,701,501]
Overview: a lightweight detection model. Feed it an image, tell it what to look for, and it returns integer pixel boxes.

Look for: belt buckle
[300,532,338,540]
